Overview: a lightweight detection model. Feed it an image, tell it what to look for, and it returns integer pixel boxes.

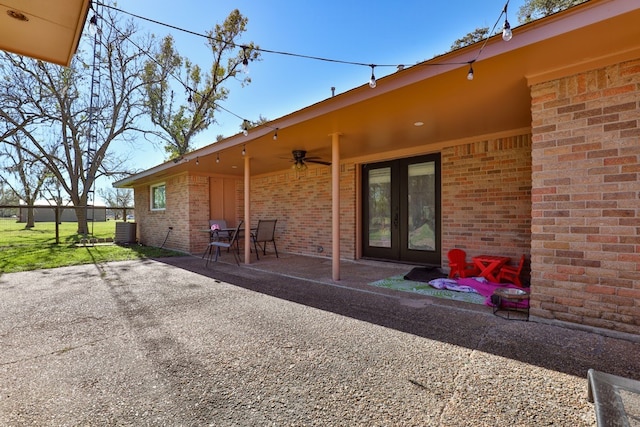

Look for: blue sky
[111,0,526,171]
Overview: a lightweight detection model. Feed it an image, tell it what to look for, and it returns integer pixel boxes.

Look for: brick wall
[249,164,357,259]
[530,59,640,334]
[441,135,533,276]
[133,173,200,253]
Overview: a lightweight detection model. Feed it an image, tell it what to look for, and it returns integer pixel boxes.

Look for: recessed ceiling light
[7,10,29,21]
[414,121,424,127]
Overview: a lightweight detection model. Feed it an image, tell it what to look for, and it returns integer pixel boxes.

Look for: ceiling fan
[290,150,331,170]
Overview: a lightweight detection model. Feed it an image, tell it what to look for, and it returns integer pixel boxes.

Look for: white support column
[244,155,251,264]
[331,133,341,281]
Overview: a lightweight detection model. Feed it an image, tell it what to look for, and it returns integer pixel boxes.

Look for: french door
[362,154,441,265]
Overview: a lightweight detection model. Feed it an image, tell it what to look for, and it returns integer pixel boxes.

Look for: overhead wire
[97,1,509,71]
[92,1,511,145]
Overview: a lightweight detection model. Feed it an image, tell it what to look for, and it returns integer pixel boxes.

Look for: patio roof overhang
[0,0,90,67]
[115,0,640,188]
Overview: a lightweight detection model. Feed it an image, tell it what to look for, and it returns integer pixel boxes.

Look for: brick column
[530,59,640,334]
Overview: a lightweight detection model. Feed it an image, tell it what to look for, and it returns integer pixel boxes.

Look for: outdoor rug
[369,274,487,305]
[369,274,529,307]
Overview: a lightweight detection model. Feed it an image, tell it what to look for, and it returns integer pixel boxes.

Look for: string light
[242,144,246,156]
[196,156,199,165]
[369,65,377,89]
[216,153,220,163]
[502,1,513,42]
[242,46,250,74]
[97,1,512,78]
[95,0,514,140]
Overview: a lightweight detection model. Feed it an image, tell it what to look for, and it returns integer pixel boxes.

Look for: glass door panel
[367,167,391,248]
[362,154,440,265]
[407,162,436,251]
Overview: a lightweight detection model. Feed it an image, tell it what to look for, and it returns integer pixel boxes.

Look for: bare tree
[0,134,48,228]
[0,10,151,234]
[98,187,133,219]
[142,9,260,160]
[0,181,19,218]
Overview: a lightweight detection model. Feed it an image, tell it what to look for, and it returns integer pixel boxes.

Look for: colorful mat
[369,274,530,307]
[369,275,487,305]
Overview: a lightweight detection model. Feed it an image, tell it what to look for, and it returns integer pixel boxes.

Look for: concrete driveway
[1,257,638,426]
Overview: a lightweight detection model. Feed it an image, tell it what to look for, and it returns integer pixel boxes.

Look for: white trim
[150,182,166,211]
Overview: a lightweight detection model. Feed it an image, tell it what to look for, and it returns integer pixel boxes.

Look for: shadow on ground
[157,254,640,382]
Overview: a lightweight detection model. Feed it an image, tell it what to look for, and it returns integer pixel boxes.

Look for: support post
[331,133,342,281]
[244,155,251,264]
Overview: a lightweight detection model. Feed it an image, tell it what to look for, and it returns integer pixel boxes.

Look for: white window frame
[150,182,166,211]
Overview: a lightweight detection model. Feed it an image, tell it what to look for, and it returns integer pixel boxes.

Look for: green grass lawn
[0,219,183,274]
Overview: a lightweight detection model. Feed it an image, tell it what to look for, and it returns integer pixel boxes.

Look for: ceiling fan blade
[305,159,332,166]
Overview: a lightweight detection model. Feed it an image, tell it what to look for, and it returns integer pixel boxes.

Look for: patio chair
[497,254,526,287]
[209,219,230,242]
[251,219,278,260]
[206,220,243,266]
[447,248,480,278]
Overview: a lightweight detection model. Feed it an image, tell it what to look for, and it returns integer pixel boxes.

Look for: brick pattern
[134,173,208,254]
[249,165,356,259]
[441,135,533,275]
[530,59,640,334]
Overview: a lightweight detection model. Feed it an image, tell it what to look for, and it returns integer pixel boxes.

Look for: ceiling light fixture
[216,154,220,164]
[273,128,278,140]
[242,144,246,156]
[292,160,308,171]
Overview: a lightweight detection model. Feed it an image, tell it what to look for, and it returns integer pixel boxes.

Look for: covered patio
[116,0,640,336]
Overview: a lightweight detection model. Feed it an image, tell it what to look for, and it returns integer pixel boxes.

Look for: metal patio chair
[251,219,278,260]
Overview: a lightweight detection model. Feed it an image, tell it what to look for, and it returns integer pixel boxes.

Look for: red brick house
[116,0,639,336]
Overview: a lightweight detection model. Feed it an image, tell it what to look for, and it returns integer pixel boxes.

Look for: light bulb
[242,48,250,74]
[273,129,278,140]
[502,20,512,42]
[216,154,220,164]
[242,120,249,136]
[242,145,246,156]
[467,66,474,81]
[88,15,98,36]
[369,66,377,89]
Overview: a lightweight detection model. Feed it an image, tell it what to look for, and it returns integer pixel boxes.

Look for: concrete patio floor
[1,253,639,426]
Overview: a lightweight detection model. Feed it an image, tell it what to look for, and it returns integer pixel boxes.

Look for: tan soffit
[0,0,90,66]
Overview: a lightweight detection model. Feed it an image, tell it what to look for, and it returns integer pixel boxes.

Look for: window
[150,183,166,211]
